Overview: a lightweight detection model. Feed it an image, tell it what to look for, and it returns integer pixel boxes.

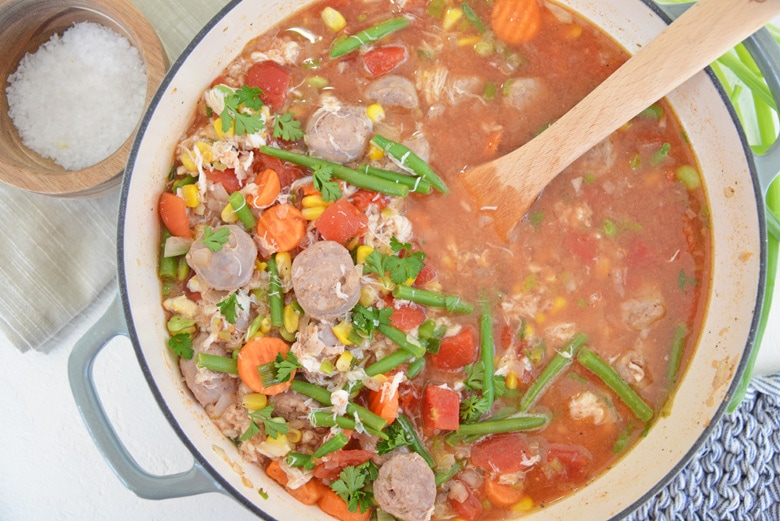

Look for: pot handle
[68,294,223,499]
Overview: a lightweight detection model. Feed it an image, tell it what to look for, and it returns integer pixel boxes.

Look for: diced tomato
[421,384,460,432]
[245,60,291,110]
[470,433,534,474]
[315,199,369,245]
[544,443,593,482]
[252,153,306,189]
[205,168,242,193]
[390,302,427,332]
[450,481,483,521]
[350,189,389,212]
[362,45,408,76]
[565,232,597,264]
[413,263,437,286]
[313,449,374,481]
[429,326,478,371]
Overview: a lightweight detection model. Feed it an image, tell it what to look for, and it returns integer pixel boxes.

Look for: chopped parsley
[168,333,193,359]
[330,461,378,513]
[217,293,242,324]
[678,269,699,292]
[460,364,512,423]
[239,404,288,441]
[202,226,230,251]
[362,237,427,285]
[273,112,304,141]
[351,304,393,341]
[219,85,266,136]
[312,164,342,202]
[257,351,302,387]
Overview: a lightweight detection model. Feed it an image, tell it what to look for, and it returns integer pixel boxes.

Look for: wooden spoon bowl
[0,0,167,198]
[461,0,780,240]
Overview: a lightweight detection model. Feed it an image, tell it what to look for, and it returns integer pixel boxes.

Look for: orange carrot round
[237,337,294,394]
[318,488,371,521]
[368,386,399,425]
[483,476,527,507]
[251,168,281,208]
[257,203,307,253]
[491,0,541,45]
[159,192,192,238]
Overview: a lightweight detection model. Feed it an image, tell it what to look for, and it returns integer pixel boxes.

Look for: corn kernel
[535,312,546,324]
[336,351,354,372]
[260,316,273,334]
[242,393,268,411]
[321,6,347,32]
[286,428,303,444]
[221,203,238,223]
[255,260,268,272]
[217,330,232,341]
[366,103,385,123]
[511,496,535,512]
[283,303,301,333]
[181,184,200,207]
[214,117,235,139]
[457,35,481,47]
[180,152,197,172]
[359,286,379,307]
[368,142,385,161]
[266,432,288,444]
[524,323,535,339]
[302,194,327,208]
[302,206,326,221]
[195,141,214,163]
[276,252,292,281]
[332,320,354,346]
[505,372,519,390]
[442,7,463,30]
[552,296,567,312]
[356,245,374,265]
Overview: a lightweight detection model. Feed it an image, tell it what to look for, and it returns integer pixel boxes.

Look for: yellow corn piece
[442,7,463,30]
[181,184,200,207]
[524,323,535,339]
[266,432,288,444]
[356,245,374,265]
[368,142,385,161]
[505,372,519,390]
[535,311,546,324]
[242,393,268,411]
[510,496,535,512]
[283,303,301,333]
[336,351,354,372]
[302,206,326,221]
[457,35,481,47]
[359,286,378,307]
[259,316,273,334]
[552,296,567,313]
[321,6,347,32]
[180,152,197,172]
[276,252,292,281]
[217,330,232,341]
[302,194,327,208]
[332,321,354,346]
[221,203,238,223]
[195,141,214,163]
[255,260,268,272]
[366,103,385,123]
[214,117,235,139]
[286,428,303,444]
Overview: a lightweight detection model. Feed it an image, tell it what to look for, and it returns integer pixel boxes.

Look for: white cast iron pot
[69,0,780,519]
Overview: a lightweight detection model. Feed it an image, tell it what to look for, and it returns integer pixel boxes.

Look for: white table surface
[2,1,779,519]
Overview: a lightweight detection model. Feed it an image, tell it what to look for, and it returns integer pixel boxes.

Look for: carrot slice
[287,478,328,505]
[256,203,306,253]
[368,385,399,425]
[159,192,192,238]
[483,476,526,507]
[318,488,371,521]
[251,168,282,208]
[491,0,541,45]
[266,459,289,486]
[237,337,294,394]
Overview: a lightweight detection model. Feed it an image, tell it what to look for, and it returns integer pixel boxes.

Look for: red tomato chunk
[470,433,535,474]
[245,60,291,110]
[422,384,460,432]
[315,198,368,244]
[429,326,478,370]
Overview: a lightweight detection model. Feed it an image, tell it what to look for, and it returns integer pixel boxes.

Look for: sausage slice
[374,452,436,521]
[291,241,361,321]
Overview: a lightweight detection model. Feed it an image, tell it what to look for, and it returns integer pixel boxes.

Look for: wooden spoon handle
[507,0,780,193]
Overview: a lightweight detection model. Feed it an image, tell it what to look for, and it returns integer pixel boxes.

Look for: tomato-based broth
[157,1,709,520]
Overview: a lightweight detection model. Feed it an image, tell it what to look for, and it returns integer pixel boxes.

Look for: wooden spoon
[461,0,780,240]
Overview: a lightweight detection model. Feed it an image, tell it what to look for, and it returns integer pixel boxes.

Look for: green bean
[434,460,465,487]
[196,353,238,374]
[228,191,256,229]
[396,413,435,468]
[519,332,588,411]
[406,357,426,379]
[453,414,550,437]
[286,452,314,470]
[392,285,473,314]
[667,323,688,386]
[259,145,409,198]
[377,323,426,358]
[172,174,198,191]
[290,380,388,432]
[309,411,388,440]
[159,229,177,279]
[312,432,350,459]
[370,134,449,193]
[357,165,433,194]
[267,255,284,327]
[479,301,495,410]
[329,16,411,58]
[576,347,654,422]
[365,349,415,377]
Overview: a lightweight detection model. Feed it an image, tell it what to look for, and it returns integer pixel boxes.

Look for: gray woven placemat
[627,374,780,521]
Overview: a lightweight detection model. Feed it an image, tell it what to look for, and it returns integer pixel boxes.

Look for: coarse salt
[6,21,147,170]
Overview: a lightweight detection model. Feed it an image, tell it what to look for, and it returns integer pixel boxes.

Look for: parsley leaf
[376,421,413,455]
[273,112,304,141]
[351,305,393,341]
[239,404,288,442]
[168,333,193,359]
[362,237,427,286]
[202,226,230,252]
[312,164,342,202]
[331,462,378,513]
[362,250,389,285]
[460,393,491,423]
[274,351,302,383]
[464,364,509,397]
[220,85,265,136]
[217,293,242,324]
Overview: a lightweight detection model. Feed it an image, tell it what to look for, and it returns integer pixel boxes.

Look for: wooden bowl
[0,0,167,198]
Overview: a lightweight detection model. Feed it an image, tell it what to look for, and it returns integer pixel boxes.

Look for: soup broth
[156,0,709,519]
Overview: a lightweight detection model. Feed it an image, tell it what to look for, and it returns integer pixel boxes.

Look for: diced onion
[164,236,193,257]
